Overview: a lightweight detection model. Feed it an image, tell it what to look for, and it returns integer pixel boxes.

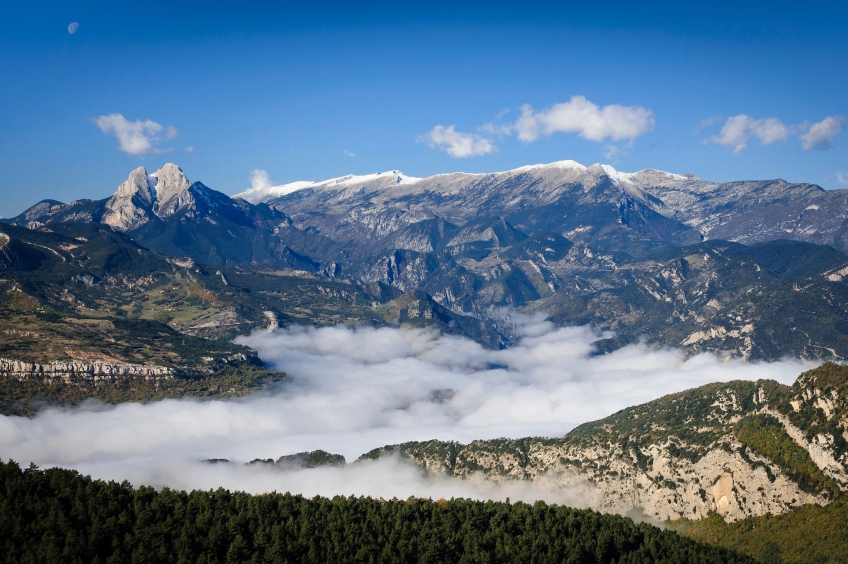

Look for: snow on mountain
[599,163,688,187]
[236,170,423,204]
[236,160,694,205]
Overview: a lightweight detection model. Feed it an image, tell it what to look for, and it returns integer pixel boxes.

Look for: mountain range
[9,161,848,361]
[7,161,848,561]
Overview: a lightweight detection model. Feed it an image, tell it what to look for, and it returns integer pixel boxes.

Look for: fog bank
[0,316,815,501]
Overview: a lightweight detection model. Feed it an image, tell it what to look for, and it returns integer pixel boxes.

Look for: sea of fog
[0,314,815,503]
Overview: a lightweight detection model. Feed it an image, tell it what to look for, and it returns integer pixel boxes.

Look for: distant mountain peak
[102,163,197,230]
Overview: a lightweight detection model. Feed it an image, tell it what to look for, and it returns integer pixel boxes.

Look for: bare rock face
[101,164,195,231]
[102,166,156,231]
[358,364,848,523]
[0,357,174,380]
[150,163,195,218]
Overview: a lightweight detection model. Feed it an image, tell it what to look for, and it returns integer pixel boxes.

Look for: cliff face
[0,357,173,380]
[358,363,848,522]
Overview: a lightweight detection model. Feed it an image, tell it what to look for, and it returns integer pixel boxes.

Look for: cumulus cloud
[707,115,791,154]
[693,116,723,135]
[703,114,845,154]
[513,96,655,143]
[0,317,814,502]
[183,146,195,154]
[249,169,272,192]
[418,125,496,158]
[94,113,178,156]
[423,96,654,158]
[800,116,846,150]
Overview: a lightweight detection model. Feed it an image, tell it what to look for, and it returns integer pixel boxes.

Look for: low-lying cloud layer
[0,317,814,502]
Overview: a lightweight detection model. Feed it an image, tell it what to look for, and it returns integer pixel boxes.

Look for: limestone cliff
[359,363,848,522]
[101,164,195,231]
[0,357,174,380]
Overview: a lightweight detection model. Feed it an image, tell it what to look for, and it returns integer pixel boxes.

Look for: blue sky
[1,0,846,217]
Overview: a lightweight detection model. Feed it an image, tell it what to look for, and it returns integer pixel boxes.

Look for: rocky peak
[102,166,156,231]
[149,164,191,207]
[113,166,155,205]
[102,164,198,230]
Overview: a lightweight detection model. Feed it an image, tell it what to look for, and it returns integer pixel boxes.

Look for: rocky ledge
[0,357,174,380]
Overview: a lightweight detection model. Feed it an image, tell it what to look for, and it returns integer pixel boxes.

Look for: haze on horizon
[0,0,847,217]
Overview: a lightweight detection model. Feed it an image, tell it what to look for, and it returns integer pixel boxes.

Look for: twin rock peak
[104,164,198,231]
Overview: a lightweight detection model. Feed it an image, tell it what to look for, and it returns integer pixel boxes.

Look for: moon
[68,22,79,34]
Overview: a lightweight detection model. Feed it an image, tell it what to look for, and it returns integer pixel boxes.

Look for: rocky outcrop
[150,163,194,218]
[102,166,156,231]
[0,357,173,380]
[363,437,823,523]
[357,364,848,523]
[101,164,195,231]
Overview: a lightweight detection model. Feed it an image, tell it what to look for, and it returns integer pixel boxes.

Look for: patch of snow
[599,164,688,186]
[235,170,423,203]
[599,164,637,186]
[506,160,588,174]
[147,171,159,194]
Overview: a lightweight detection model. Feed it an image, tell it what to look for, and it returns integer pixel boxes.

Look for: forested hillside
[671,499,848,564]
[0,460,754,564]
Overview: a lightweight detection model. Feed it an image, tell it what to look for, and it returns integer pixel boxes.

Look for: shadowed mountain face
[9,161,848,359]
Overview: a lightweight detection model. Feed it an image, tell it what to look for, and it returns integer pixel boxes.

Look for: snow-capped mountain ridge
[234,160,692,205]
[237,170,423,204]
[10,158,844,279]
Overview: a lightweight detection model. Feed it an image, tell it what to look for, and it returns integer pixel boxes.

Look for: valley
[5,161,848,563]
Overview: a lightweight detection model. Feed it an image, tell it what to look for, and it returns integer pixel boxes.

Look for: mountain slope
[7,164,320,269]
[358,362,848,523]
[11,161,848,360]
[539,239,848,360]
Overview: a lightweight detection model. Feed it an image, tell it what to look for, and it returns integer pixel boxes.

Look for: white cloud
[94,113,178,156]
[68,22,79,34]
[800,116,846,151]
[249,169,272,192]
[343,150,355,157]
[479,122,513,136]
[0,317,814,502]
[183,146,195,154]
[837,171,848,185]
[693,116,723,134]
[424,96,653,158]
[603,144,625,160]
[705,114,845,154]
[513,96,655,143]
[419,125,496,158]
[708,115,791,154]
